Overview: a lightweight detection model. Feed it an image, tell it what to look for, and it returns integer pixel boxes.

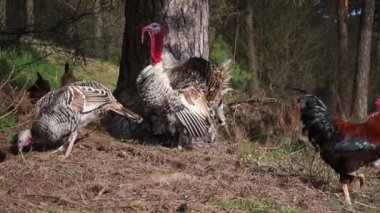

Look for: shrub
[0,47,62,90]
[210,30,250,91]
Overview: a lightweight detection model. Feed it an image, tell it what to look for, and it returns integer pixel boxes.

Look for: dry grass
[1,126,380,212]
[2,88,380,212]
[224,93,302,146]
[0,130,341,212]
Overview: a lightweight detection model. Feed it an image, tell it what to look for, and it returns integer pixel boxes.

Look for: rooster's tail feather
[299,94,339,146]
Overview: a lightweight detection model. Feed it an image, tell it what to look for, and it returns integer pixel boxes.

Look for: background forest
[1,0,380,118]
[1,0,380,212]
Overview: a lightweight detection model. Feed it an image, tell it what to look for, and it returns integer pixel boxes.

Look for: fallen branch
[228,97,282,107]
[0,64,16,90]
[24,194,96,210]
[0,90,27,120]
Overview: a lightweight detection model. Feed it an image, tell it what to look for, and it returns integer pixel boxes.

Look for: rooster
[299,94,380,205]
[138,23,231,148]
[28,72,51,104]
[60,62,77,87]
[18,80,143,161]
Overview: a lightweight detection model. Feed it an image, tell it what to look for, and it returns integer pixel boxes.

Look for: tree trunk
[352,0,375,120]
[104,0,209,139]
[245,0,260,95]
[5,0,26,46]
[336,0,351,118]
[94,0,106,60]
[0,0,6,28]
[25,0,33,30]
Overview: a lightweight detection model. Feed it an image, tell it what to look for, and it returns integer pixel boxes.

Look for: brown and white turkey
[137,23,231,149]
[17,80,143,160]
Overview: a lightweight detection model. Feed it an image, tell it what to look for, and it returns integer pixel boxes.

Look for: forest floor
[1,52,380,212]
[1,127,380,212]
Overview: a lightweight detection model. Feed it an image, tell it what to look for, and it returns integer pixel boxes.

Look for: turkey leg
[61,131,78,160]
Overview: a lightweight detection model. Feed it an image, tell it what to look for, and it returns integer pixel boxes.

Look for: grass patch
[0,176,5,188]
[74,59,118,90]
[215,197,301,213]
[227,135,304,167]
[0,117,17,132]
[0,45,119,92]
[227,136,339,191]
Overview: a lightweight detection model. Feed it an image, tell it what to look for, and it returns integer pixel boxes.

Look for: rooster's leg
[342,184,352,205]
[357,173,365,187]
[61,131,78,160]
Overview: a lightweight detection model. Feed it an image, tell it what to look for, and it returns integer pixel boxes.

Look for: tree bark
[352,0,375,120]
[25,0,33,30]
[0,0,6,28]
[104,0,209,139]
[94,0,107,60]
[5,0,26,46]
[336,0,351,117]
[245,0,260,95]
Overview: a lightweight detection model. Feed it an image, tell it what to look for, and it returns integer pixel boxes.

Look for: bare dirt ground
[1,128,380,212]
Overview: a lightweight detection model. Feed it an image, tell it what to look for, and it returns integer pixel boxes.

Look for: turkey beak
[141,26,151,43]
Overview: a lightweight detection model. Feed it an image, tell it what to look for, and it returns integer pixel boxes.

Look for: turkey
[138,22,231,148]
[61,62,77,87]
[17,80,143,160]
[28,72,51,104]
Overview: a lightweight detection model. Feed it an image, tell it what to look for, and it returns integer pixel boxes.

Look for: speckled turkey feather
[29,80,142,152]
[137,50,231,145]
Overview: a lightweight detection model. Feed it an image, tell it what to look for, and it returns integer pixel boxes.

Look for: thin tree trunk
[352,0,375,120]
[5,0,26,46]
[245,0,260,95]
[336,0,351,117]
[326,0,337,113]
[104,0,209,139]
[25,0,33,30]
[94,0,105,59]
[0,0,6,28]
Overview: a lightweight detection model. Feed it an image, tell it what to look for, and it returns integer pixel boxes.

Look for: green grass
[215,197,301,213]
[0,176,5,188]
[0,46,119,92]
[226,136,339,192]
[226,135,304,167]
[0,116,17,143]
[75,59,118,90]
[0,117,17,132]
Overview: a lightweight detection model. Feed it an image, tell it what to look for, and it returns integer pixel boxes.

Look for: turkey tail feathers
[206,59,232,101]
[107,102,143,124]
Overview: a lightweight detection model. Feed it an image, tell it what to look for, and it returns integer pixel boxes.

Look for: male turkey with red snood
[137,23,231,148]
